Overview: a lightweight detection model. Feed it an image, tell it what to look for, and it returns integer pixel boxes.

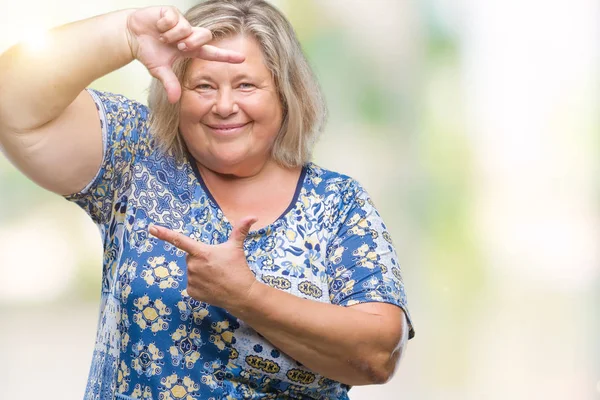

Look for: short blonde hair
[148,0,327,167]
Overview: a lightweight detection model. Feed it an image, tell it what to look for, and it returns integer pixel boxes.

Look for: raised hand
[149,216,259,310]
[126,6,245,103]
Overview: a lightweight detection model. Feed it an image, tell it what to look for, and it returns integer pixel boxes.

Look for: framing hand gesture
[127,6,245,103]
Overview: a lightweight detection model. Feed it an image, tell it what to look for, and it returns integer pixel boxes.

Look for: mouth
[204,122,250,134]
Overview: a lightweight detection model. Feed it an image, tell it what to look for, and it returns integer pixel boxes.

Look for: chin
[213,152,248,167]
[188,143,272,176]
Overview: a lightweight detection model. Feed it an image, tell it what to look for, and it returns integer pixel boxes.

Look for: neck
[196,157,278,187]
[194,159,305,230]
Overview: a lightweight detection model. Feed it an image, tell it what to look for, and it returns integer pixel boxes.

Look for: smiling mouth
[204,122,250,133]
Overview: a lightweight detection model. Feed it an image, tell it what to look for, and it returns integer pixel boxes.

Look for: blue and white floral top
[66,89,414,400]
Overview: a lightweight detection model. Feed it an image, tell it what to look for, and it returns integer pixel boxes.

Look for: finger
[149,224,204,255]
[160,18,193,44]
[150,66,181,103]
[229,216,258,249]
[176,27,213,52]
[192,44,246,63]
[156,7,180,34]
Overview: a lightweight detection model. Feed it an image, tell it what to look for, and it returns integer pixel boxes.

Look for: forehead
[185,34,270,80]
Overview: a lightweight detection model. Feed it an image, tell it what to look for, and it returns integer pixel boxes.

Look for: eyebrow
[187,73,258,82]
[187,74,214,82]
[231,73,255,81]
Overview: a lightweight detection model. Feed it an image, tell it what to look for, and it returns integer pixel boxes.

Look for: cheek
[180,93,212,120]
[178,96,209,147]
[243,97,283,131]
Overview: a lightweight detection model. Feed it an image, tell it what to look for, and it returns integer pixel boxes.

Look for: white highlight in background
[463,0,600,291]
[20,27,51,51]
[0,213,76,302]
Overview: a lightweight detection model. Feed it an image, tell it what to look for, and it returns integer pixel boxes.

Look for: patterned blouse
[66,89,414,400]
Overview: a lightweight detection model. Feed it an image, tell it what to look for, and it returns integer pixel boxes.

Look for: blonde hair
[147,0,327,167]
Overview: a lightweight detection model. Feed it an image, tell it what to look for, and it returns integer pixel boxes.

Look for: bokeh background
[1,0,598,399]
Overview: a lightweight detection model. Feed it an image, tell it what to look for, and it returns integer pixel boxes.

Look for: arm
[231,187,413,385]
[0,10,135,195]
[150,212,412,386]
[0,7,243,195]
[230,281,409,385]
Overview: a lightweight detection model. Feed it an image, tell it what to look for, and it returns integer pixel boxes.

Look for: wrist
[230,279,268,319]
[121,9,139,63]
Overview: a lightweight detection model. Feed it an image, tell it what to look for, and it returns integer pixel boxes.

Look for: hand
[149,216,259,311]
[126,6,245,103]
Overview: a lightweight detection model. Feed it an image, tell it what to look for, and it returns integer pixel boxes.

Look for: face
[179,34,283,177]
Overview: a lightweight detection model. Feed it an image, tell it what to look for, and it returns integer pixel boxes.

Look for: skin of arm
[0,10,135,195]
[0,10,135,133]
[232,281,409,386]
[150,217,410,386]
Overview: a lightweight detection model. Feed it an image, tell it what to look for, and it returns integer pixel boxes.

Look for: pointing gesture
[149,216,259,310]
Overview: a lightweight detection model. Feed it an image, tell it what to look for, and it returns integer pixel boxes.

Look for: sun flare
[21,27,51,51]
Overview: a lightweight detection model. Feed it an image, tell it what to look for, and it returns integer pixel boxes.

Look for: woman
[0,0,414,399]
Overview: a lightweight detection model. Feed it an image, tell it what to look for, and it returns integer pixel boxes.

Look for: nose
[212,87,239,118]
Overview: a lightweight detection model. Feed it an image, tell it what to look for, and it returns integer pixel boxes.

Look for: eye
[238,82,256,90]
[195,84,214,91]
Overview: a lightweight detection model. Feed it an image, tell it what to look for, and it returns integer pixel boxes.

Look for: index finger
[149,225,203,254]
[193,44,245,63]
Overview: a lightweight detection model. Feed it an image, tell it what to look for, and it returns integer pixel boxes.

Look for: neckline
[188,158,308,235]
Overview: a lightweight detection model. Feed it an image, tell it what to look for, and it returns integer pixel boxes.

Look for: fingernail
[149,225,159,235]
[159,35,166,43]
[177,42,187,51]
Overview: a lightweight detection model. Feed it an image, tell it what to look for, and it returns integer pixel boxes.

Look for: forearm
[229,282,404,386]
[0,9,135,132]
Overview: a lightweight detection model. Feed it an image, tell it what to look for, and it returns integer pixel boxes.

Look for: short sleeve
[326,182,415,339]
[64,89,152,225]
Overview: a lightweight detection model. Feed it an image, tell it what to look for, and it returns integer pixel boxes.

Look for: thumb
[150,65,181,103]
[230,216,258,249]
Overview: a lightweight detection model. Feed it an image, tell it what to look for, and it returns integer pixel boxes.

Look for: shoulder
[87,89,156,157]
[87,88,150,125]
[303,163,375,230]
[304,162,366,198]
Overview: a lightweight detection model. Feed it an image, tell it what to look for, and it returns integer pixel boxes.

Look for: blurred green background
[0,0,598,399]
